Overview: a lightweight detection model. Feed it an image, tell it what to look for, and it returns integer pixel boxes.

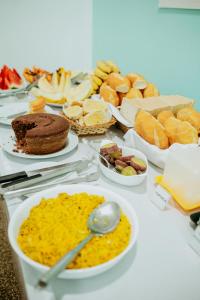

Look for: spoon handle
[37,233,94,288]
[82,139,110,168]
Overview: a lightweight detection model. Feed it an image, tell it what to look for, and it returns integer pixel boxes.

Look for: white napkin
[124,129,199,169]
[108,104,132,128]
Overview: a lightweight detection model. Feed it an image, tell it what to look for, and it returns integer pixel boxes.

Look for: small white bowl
[99,140,148,186]
[8,184,139,279]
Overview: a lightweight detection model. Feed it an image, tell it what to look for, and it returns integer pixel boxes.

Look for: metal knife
[0,160,88,184]
[4,171,99,199]
[0,160,89,191]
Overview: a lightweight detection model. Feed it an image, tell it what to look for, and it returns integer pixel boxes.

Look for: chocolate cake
[12,113,69,155]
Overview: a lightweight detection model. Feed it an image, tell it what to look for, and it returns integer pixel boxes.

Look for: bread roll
[143,83,159,98]
[164,117,198,145]
[177,107,200,133]
[100,83,119,107]
[126,73,147,89]
[118,92,126,105]
[126,88,143,99]
[163,117,177,144]
[84,111,109,126]
[107,73,130,93]
[63,105,83,120]
[157,110,174,126]
[133,79,148,90]
[83,99,107,114]
[126,73,143,83]
[29,96,46,113]
[175,119,198,144]
[135,110,169,149]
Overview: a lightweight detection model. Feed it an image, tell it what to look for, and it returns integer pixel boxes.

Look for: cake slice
[12,113,69,155]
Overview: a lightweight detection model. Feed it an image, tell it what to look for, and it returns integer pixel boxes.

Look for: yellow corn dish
[17,192,131,269]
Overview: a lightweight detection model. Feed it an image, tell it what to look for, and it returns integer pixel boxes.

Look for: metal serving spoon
[37,201,120,288]
[82,138,112,169]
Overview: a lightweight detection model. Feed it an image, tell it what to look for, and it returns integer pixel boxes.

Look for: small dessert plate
[0,102,55,126]
[2,131,78,160]
[98,139,148,186]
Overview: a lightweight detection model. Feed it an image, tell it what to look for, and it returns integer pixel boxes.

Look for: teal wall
[93,0,200,109]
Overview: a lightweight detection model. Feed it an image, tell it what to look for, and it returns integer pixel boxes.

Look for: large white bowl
[8,184,139,279]
[99,140,148,186]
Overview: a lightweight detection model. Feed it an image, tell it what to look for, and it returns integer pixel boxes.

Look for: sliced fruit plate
[30,69,93,107]
[25,61,120,107]
[0,65,23,92]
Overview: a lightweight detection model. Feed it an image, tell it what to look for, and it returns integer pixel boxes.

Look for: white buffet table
[0,102,200,300]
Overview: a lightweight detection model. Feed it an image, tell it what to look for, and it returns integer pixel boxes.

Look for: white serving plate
[0,85,25,95]
[2,131,78,159]
[8,184,139,279]
[0,102,55,126]
[99,139,148,186]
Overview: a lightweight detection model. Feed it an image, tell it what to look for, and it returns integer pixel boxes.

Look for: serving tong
[70,72,88,85]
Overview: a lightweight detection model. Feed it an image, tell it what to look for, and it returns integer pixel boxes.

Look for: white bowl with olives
[98,140,148,186]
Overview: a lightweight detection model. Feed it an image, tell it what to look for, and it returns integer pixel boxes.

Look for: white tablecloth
[0,103,199,300]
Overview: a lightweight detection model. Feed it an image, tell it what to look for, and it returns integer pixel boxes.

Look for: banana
[92,80,99,91]
[92,75,103,86]
[106,61,120,73]
[96,61,112,74]
[94,68,108,81]
[89,89,96,96]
